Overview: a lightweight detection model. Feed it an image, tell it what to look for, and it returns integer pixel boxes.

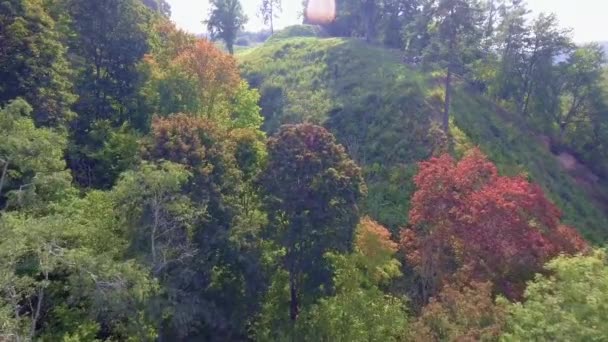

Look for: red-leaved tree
[401,149,588,301]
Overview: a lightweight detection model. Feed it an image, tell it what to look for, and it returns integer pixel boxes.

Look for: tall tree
[0,99,71,210]
[68,0,152,126]
[493,0,530,103]
[380,0,420,49]
[422,0,484,132]
[400,149,588,302]
[142,0,171,17]
[143,114,266,339]
[520,13,572,116]
[67,0,153,187]
[205,0,247,54]
[259,0,282,34]
[0,0,76,127]
[261,124,366,322]
[553,44,605,142]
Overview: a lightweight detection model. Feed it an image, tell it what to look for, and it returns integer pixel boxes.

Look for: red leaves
[401,148,588,300]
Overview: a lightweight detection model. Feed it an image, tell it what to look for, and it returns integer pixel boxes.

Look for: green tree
[142,0,171,17]
[492,0,530,104]
[0,172,158,340]
[380,0,420,48]
[205,0,248,54]
[67,0,153,187]
[255,218,406,341]
[553,44,605,142]
[0,99,72,211]
[410,281,506,341]
[261,124,366,322]
[259,0,282,34]
[502,250,608,341]
[68,0,152,127]
[520,13,572,116]
[422,0,484,132]
[0,0,76,127]
[143,114,266,339]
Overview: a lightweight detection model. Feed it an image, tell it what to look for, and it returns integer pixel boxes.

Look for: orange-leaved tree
[400,148,588,301]
[142,22,242,119]
[174,39,240,117]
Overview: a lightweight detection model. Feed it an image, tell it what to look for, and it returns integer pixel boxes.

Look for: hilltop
[238,27,608,242]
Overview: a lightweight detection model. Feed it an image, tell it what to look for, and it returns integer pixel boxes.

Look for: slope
[238,29,608,242]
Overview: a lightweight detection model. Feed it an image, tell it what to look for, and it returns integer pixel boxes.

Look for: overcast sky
[166,0,608,42]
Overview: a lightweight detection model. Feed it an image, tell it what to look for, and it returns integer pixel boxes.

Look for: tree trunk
[0,158,9,199]
[270,4,274,34]
[289,270,299,321]
[443,67,452,133]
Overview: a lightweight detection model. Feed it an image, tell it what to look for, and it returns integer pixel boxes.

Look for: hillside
[238,32,608,242]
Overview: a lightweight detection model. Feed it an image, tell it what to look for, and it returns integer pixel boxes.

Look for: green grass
[451,88,608,242]
[238,34,608,242]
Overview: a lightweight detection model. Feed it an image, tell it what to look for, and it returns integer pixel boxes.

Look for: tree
[520,13,572,116]
[68,0,152,127]
[422,0,484,132]
[112,162,196,278]
[316,0,380,42]
[259,0,282,34]
[173,39,241,118]
[380,0,420,49]
[0,99,72,211]
[502,250,608,341]
[255,217,407,341]
[295,251,407,342]
[492,0,530,104]
[205,0,248,54]
[142,0,171,17]
[0,0,76,127]
[410,281,507,341]
[261,124,366,322]
[0,180,158,340]
[400,149,588,302]
[67,0,154,188]
[143,114,266,339]
[553,44,606,142]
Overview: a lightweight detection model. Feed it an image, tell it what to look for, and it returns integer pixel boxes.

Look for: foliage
[255,217,408,341]
[142,0,171,17]
[205,0,248,54]
[502,250,608,341]
[410,281,506,342]
[142,114,267,339]
[2,0,608,338]
[267,25,326,41]
[173,40,241,118]
[0,99,72,211]
[258,0,281,33]
[0,0,76,126]
[261,123,366,321]
[400,149,588,301]
[295,252,408,342]
[239,36,433,232]
[0,188,159,341]
[67,0,154,188]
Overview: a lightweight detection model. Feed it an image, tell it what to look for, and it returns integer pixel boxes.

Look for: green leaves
[0,0,77,127]
[0,98,72,211]
[502,250,608,341]
[205,0,248,54]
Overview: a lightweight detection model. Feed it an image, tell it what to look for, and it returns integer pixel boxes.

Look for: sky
[167,0,608,42]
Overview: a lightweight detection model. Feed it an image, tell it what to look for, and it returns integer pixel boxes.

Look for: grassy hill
[238,29,608,242]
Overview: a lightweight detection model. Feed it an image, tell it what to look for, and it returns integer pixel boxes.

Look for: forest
[1,0,608,340]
